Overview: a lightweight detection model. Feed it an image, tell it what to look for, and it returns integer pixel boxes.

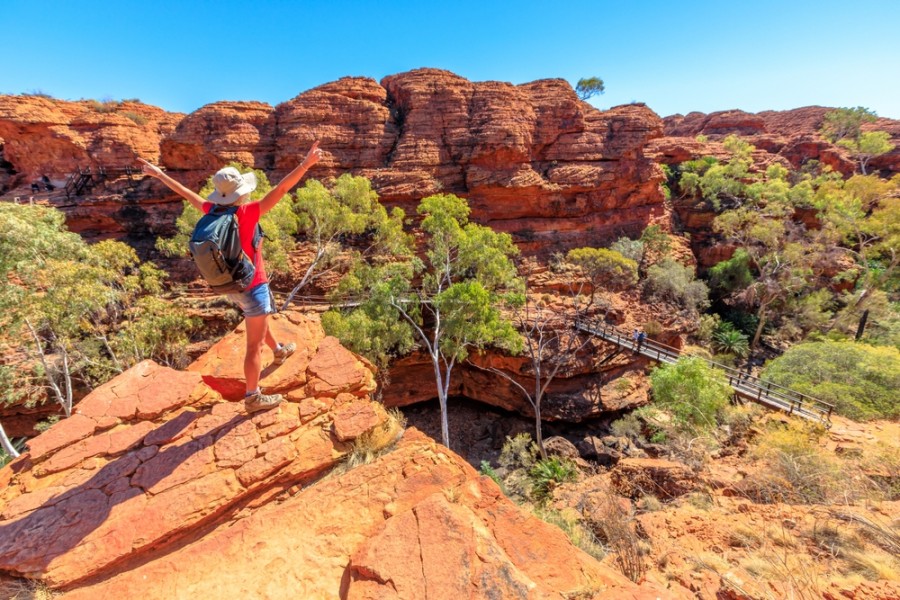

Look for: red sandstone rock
[2,69,667,255]
[0,317,384,588]
[0,95,180,184]
[58,430,657,600]
[610,457,696,499]
[187,312,329,399]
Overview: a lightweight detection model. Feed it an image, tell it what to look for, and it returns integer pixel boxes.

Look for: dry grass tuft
[333,408,406,475]
[0,577,56,600]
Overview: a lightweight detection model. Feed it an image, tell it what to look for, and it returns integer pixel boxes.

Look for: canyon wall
[0,69,667,254]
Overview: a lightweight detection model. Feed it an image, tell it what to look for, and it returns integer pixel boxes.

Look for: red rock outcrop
[658,106,900,178]
[0,312,670,598]
[0,96,181,186]
[2,69,666,253]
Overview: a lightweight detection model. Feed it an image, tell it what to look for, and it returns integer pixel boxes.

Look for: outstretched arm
[138,158,206,212]
[258,142,322,216]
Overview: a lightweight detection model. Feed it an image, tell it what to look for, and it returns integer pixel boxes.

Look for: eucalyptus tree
[324,193,523,448]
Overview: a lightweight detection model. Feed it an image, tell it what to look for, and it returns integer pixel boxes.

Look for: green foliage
[0,204,195,412]
[820,107,892,174]
[121,111,148,125]
[708,249,753,294]
[696,313,721,345]
[762,340,900,420]
[610,413,643,441]
[529,457,579,501]
[326,193,523,448]
[575,76,605,100]
[86,99,121,113]
[677,135,758,211]
[644,259,709,314]
[499,433,539,470]
[749,422,843,504]
[638,224,671,256]
[479,460,505,490]
[820,107,877,143]
[566,247,638,294]
[711,322,749,358]
[611,236,648,265]
[650,357,733,430]
[838,131,896,175]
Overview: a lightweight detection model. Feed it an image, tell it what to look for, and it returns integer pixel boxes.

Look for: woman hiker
[138,142,323,412]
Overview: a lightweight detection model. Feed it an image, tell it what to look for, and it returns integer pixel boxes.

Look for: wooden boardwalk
[575,319,834,426]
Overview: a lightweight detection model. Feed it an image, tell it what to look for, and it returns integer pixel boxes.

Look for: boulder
[543,435,581,460]
[610,458,696,499]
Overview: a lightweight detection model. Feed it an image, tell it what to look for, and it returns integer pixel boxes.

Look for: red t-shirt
[201,201,268,288]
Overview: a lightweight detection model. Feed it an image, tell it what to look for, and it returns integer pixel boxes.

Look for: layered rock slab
[0,315,381,588]
[62,429,655,600]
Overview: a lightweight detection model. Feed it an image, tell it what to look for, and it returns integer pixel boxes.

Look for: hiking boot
[244,390,283,413]
[273,342,296,365]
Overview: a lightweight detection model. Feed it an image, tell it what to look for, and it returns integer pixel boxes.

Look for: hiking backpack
[189,205,262,294]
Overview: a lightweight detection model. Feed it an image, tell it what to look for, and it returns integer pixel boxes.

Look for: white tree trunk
[0,421,19,459]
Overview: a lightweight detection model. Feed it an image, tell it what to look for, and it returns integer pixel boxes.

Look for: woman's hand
[138,158,164,178]
[302,141,322,168]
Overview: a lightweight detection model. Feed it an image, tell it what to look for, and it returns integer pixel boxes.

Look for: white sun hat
[207,166,257,205]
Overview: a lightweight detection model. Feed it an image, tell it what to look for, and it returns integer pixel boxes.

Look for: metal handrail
[574,318,834,423]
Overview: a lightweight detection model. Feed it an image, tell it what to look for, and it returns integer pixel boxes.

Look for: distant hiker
[138,142,322,413]
[636,330,646,353]
[632,329,639,354]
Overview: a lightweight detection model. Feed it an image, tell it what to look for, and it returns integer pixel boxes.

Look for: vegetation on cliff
[324,193,524,449]
[0,203,197,455]
[762,340,900,420]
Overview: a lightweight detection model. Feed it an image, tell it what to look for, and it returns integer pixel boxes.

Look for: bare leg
[244,315,269,395]
[265,325,279,352]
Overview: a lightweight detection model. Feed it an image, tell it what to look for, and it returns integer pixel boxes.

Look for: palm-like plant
[712,325,750,358]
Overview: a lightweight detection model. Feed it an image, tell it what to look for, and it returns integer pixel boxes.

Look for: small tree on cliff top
[820,107,895,175]
[576,77,605,101]
[324,194,523,449]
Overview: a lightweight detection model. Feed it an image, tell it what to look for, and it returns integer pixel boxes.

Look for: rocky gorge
[2,68,900,599]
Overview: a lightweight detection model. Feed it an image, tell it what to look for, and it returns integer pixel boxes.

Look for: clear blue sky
[4,0,899,119]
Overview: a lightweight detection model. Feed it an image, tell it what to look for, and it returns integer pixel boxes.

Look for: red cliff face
[1,69,667,253]
[0,96,181,187]
[657,106,900,178]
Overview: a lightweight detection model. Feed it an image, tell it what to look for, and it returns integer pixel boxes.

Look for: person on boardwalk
[632,329,640,355]
[636,330,646,354]
[138,142,323,412]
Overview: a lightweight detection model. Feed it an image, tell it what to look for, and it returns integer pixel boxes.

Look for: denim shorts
[227,283,276,318]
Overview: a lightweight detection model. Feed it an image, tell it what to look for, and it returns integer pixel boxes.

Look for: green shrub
[749,422,843,504]
[532,507,606,561]
[567,247,639,292]
[479,460,504,488]
[708,249,753,294]
[649,357,732,430]
[121,111,148,125]
[609,237,645,264]
[529,457,578,501]
[712,322,749,357]
[639,224,671,256]
[644,259,709,314]
[610,413,643,441]
[762,340,900,420]
[498,433,538,470]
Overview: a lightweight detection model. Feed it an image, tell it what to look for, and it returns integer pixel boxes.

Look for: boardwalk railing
[574,318,834,426]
